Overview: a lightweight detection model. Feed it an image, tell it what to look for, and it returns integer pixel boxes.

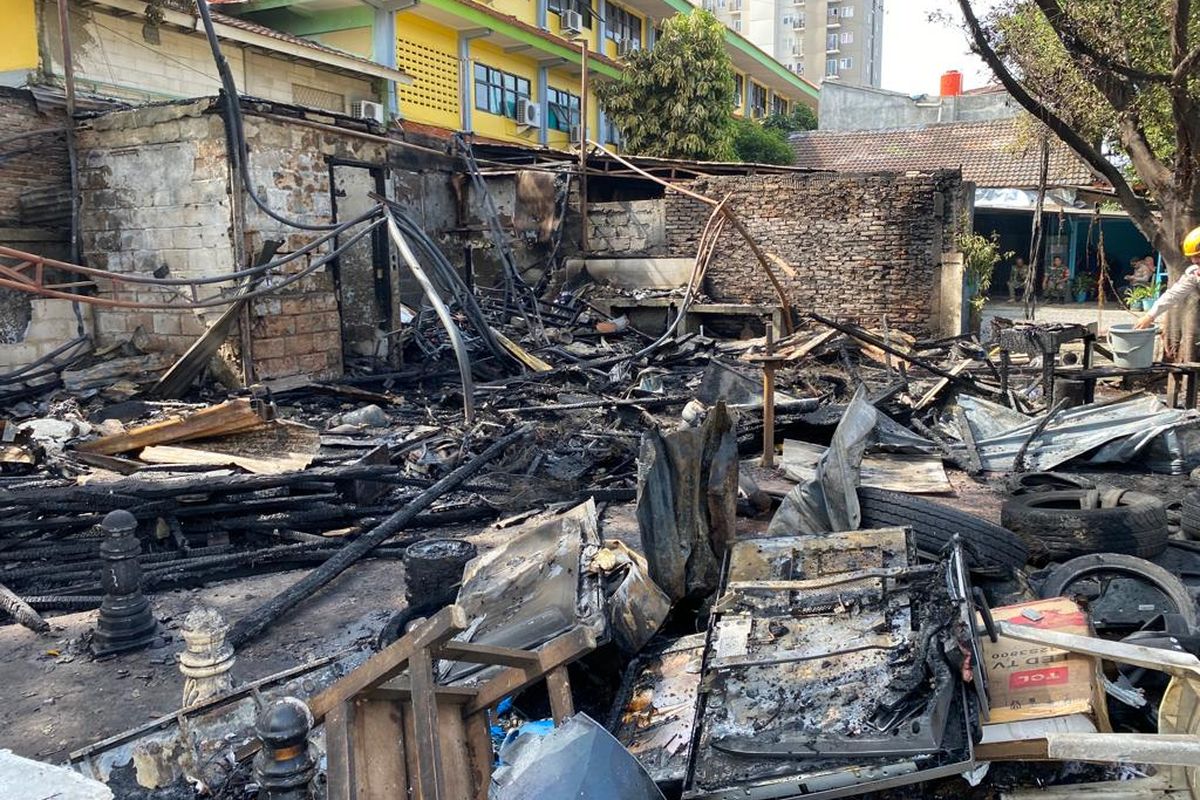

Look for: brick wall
[587,200,666,256]
[0,88,70,227]
[239,114,393,378]
[664,171,964,333]
[79,101,235,356]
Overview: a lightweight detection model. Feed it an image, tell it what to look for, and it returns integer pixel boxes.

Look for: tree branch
[1030,0,1174,84]
[955,0,1159,242]
[1173,44,1200,82]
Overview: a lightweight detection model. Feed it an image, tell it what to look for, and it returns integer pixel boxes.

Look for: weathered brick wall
[664,171,963,332]
[0,88,70,226]
[79,101,234,355]
[239,114,391,378]
[77,103,390,381]
[587,200,666,256]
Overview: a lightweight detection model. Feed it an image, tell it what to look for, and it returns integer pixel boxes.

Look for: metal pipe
[384,211,476,423]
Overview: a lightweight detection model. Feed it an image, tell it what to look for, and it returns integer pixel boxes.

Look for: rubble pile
[5,295,1200,799]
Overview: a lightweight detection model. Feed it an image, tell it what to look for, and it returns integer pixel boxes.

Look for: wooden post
[761,320,776,468]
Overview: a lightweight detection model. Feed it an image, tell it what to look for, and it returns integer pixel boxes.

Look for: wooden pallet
[309,605,597,800]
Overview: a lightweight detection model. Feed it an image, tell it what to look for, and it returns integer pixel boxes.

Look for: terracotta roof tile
[789,119,1097,189]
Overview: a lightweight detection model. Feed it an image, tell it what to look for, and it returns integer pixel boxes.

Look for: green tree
[955,2,1200,315]
[762,105,818,135]
[596,11,735,160]
[730,118,794,165]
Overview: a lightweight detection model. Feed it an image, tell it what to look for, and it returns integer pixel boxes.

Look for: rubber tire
[1001,489,1168,561]
[856,487,1029,575]
[1182,491,1200,538]
[1038,553,1198,630]
[1006,471,1096,495]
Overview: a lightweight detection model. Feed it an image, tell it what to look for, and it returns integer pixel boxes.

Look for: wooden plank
[1044,733,1200,767]
[408,646,446,800]
[137,443,314,475]
[462,712,493,800]
[370,682,477,705]
[437,698,475,800]
[994,621,1200,680]
[325,701,356,800]
[545,665,574,725]
[490,327,553,372]
[77,398,269,455]
[354,697,407,800]
[310,605,467,723]
[436,640,541,668]
[913,359,974,410]
[466,626,597,716]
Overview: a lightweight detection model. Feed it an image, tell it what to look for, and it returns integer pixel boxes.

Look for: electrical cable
[0,219,384,310]
[193,0,360,232]
[0,205,378,290]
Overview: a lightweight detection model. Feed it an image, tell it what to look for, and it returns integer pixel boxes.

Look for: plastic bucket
[1109,323,1158,368]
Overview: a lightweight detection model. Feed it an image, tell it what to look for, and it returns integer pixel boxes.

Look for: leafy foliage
[986,2,1191,165]
[730,118,794,165]
[762,105,818,135]
[958,227,1012,311]
[958,0,1200,272]
[596,11,736,161]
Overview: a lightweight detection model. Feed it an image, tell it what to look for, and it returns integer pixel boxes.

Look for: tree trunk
[1158,206,1200,363]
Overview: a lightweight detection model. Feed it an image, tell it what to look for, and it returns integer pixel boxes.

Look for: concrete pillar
[537,64,549,146]
[373,8,399,119]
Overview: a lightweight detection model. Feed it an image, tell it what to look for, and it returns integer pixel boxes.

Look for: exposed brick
[663,171,965,334]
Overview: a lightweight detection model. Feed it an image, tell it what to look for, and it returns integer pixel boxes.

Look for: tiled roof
[789,119,1098,189]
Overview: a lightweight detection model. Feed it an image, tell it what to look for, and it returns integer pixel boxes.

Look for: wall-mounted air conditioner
[516,97,542,128]
[561,9,584,34]
[617,38,640,57]
[350,100,385,124]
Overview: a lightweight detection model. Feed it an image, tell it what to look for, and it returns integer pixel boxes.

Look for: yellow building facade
[222,0,819,148]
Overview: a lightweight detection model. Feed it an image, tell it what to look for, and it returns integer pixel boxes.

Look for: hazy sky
[881,1,993,95]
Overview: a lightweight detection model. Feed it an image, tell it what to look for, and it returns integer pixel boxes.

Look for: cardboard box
[981,597,1105,725]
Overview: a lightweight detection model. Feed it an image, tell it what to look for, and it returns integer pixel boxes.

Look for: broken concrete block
[0,749,114,800]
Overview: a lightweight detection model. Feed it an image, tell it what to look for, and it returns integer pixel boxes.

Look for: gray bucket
[1109,323,1158,368]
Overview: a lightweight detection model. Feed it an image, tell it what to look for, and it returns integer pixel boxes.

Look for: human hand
[1133,314,1156,330]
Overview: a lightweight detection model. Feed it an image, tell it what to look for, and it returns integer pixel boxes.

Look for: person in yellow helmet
[1134,226,1200,329]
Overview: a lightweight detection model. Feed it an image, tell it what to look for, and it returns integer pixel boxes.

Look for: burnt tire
[1001,489,1168,562]
[856,487,1029,575]
[1006,471,1096,495]
[1038,553,1198,630]
[1181,491,1200,538]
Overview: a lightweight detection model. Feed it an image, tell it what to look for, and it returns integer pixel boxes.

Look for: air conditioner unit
[350,100,384,124]
[516,97,541,128]
[617,37,640,58]
[568,123,582,142]
[561,9,584,33]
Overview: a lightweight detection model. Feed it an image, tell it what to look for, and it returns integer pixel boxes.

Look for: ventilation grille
[292,84,346,113]
[397,37,459,120]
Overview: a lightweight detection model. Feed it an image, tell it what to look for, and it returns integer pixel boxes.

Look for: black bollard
[92,510,157,655]
[254,697,316,800]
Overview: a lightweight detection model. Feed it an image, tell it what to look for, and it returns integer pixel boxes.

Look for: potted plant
[1124,284,1156,311]
[1072,274,1096,302]
[957,226,1012,335]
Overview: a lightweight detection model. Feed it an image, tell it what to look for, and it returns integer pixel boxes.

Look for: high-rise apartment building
[704,0,884,87]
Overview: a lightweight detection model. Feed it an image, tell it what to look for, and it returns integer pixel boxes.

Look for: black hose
[194,0,358,233]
